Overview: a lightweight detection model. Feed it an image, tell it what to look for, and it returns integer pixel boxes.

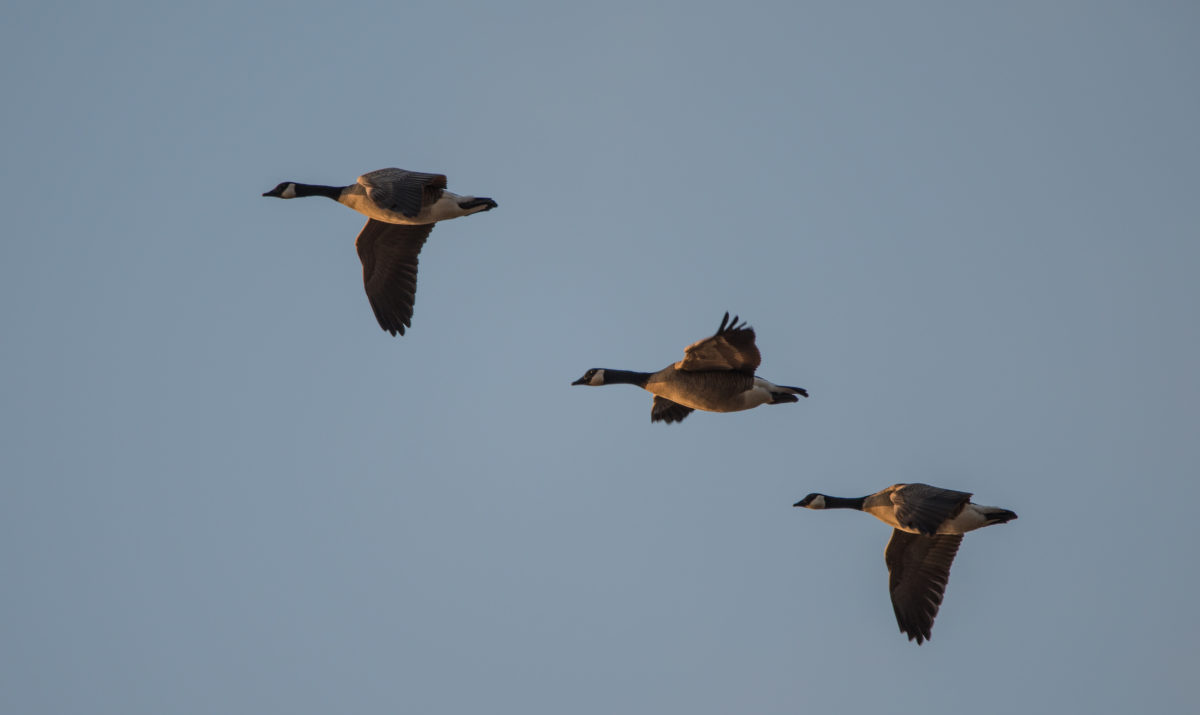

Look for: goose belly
[337,192,424,224]
[645,372,756,413]
[877,504,991,535]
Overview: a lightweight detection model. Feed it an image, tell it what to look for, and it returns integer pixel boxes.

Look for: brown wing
[358,168,447,219]
[651,396,695,424]
[890,484,972,536]
[674,312,761,373]
[355,219,435,336]
[885,530,963,645]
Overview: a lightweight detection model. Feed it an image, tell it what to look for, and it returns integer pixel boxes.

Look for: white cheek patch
[590,369,606,386]
[809,495,825,509]
[281,183,297,199]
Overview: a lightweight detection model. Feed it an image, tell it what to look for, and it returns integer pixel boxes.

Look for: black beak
[571,377,589,386]
[792,500,804,507]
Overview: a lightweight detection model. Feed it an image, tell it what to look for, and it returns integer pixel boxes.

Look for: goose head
[571,368,607,386]
[262,182,297,199]
[793,493,827,509]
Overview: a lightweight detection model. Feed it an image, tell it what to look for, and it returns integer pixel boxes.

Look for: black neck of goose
[294,183,345,200]
[822,495,867,510]
[604,369,652,387]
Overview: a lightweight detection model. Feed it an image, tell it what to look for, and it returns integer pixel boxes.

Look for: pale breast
[864,504,905,530]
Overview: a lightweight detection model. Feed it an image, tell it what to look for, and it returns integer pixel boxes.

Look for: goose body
[794,483,1017,644]
[572,313,807,423]
[262,168,497,336]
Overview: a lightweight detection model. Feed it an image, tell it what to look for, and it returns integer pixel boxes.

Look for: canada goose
[262,168,497,336]
[571,313,807,423]
[794,483,1016,644]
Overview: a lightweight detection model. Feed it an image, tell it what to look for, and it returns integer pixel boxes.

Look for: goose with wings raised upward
[263,168,497,336]
[794,483,1017,644]
[571,313,808,424]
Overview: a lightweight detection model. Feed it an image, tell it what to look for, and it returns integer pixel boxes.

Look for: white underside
[746,377,784,407]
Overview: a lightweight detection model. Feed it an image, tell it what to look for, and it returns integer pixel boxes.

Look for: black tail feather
[987,509,1018,524]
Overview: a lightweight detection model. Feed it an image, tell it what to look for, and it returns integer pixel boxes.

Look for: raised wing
[355,219,436,336]
[358,168,447,219]
[890,484,972,536]
[651,396,695,424]
[674,312,761,373]
[885,530,963,645]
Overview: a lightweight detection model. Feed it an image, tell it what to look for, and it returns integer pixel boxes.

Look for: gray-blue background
[3,2,1197,713]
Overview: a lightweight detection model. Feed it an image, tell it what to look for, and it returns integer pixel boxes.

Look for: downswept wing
[890,484,972,536]
[358,168,447,219]
[674,312,761,373]
[355,219,436,336]
[651,396,695,424]
[885,530,963,645]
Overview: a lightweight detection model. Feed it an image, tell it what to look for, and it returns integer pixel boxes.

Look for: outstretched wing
[890,484,972,536]
[651,396,695,424]
[674,312,761,373]
[355,219,436,336]
[885,530,963,645]
[358,168,447,219]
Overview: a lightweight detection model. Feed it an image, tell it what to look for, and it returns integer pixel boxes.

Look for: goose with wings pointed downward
[263,168,497,336]
[794,483,1017,644]
[571,313,808,424]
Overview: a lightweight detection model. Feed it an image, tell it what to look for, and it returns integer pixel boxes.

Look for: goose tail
[775,384,809,398]
[983,507,1018,525]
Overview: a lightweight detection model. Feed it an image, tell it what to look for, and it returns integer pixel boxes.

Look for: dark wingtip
[715,312,730,334]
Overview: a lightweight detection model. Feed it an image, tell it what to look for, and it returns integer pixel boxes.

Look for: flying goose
[793,483,1017,644]
[262,168,497,336]
[571,313,808,423]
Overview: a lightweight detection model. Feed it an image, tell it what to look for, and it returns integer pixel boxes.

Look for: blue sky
[2,2,1197,713]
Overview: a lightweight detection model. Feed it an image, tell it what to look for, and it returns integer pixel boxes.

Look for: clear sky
[2,1,1197,713]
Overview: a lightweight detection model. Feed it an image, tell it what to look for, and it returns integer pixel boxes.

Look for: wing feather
[675,312,761,373]
[358,168,447,219]
[890,484,972,536]
[651,396,695,424]
[885,531,963,645]
[355,219,435,336]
